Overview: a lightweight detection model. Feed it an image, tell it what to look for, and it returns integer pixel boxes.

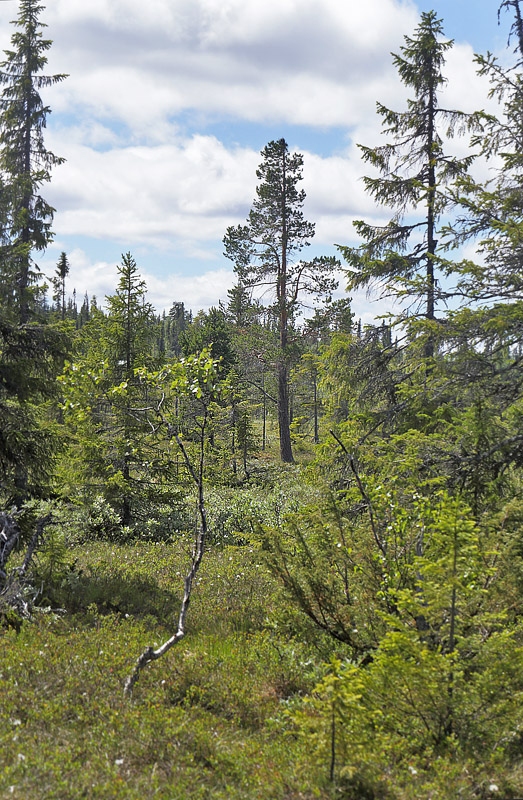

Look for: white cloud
[40,246,236,313]
[0,0,502,325]
[144,267,236,313]
[45,131,391,254]
[0,1,498,147]
[26,0,422,135]
[45,133,259,248]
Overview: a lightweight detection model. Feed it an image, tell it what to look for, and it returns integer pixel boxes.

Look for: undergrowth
[0,541,327,800]
[2,465,523,799]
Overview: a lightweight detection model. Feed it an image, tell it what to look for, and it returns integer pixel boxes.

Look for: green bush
[281,493,523,797]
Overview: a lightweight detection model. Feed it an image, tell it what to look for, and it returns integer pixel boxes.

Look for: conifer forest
[3,1,523,798]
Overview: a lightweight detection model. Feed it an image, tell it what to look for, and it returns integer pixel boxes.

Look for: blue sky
[433,0,509,52]
[0,0,514,321]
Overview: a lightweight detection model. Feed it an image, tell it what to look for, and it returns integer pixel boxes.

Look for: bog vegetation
[1,2,523,798]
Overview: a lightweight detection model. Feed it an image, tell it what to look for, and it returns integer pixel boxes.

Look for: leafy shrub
[201,466,321,546]
[280,492,523,797]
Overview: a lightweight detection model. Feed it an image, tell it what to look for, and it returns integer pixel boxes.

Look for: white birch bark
[124,424,208,697]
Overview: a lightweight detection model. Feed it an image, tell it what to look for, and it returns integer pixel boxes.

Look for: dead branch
[1,511,53,621]
[18,513,53,578]
[329,430,387,557]
[0,510,21,582]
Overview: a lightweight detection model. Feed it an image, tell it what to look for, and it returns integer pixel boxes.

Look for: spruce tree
[166,301,187,357]
[52,251,69,320]
[0,0,66,323]
[432,0,523,485]
[226,277,258,327]
[105,253,155,376]
[59,255,168,532]
[339,12,471,359]
[447,0,523,312]
[179,307,235,373]
[78,292,90,327]
[0,1,69,504]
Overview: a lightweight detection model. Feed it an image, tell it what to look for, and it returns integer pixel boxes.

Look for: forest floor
[0,537,333,800]
[2,455,523,799]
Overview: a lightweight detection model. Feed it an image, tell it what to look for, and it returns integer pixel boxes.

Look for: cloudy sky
[0,0,514,321]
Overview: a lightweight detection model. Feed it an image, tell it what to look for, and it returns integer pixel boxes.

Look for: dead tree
[0,511,21,582]
[1,509,53,620]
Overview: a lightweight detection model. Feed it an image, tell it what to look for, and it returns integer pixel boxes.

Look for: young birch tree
[124,350,225,695]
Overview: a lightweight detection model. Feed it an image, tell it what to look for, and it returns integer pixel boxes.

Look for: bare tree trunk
[277,145,294,464]
[1,511,53,623]
[231,403,237,475]
[124,423,208,696]
[0,511,21,582]
[278,361,294,463]
[313,371,319,444]
[425,71,436,364]
[0,510,53,583]
[121,459,132,528]
[18,513,52,578]
[262,369,266,451]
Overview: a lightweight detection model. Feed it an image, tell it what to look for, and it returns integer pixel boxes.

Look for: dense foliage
[2,2,523,798]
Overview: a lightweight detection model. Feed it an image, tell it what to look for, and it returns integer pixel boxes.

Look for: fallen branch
[0,509,53,583]
[1,510,54,621]
[18,512,53,578]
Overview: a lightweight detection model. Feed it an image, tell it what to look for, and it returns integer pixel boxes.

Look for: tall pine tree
[224,138,338,462]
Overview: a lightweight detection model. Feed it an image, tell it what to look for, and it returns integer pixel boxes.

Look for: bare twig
[0,510,21,582]
[18,513,53,578]
[329,430,386,556]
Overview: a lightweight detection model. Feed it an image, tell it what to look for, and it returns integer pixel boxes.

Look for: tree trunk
[276,147,294,464]
[262,371,266,451]
[19,63,33,326]
[231,404,237,475]
[0,512,21,582]
[313,371,319,444]
[124,418,209,697]
[278,361,294,462]
[425,70,436,363]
